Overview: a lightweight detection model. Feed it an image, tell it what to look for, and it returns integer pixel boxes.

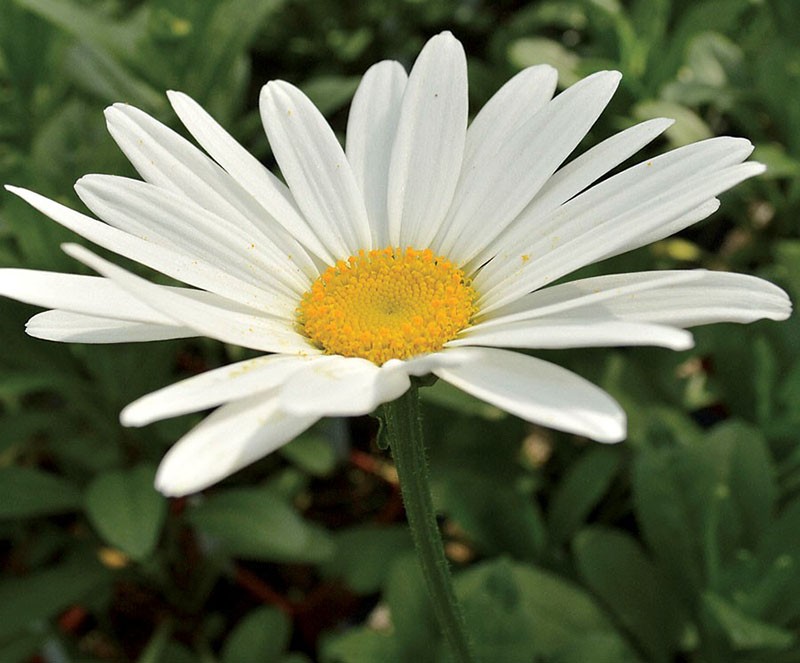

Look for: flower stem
[383,386,475,663]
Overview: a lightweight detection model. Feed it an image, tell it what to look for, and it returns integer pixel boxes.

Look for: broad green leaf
[456,558,622,659]
[436,470,546,561]
[0,560,109,639]
[0,466,81,519]
[703,592,795,650]
[320,628,400,663]
[321,525,413,594]
[84,464,167,561]
[547,446,621,545]
[633,100,712,146]
[279,433,336,477]
[421,379,505,420]
[633,421,776,598]
[574,527,686,662]
[187,487,334,563]
[222,606,291,663]
[384,555,438,663]
[552,632,641,663]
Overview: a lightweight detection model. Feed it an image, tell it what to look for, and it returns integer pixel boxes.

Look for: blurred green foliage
[1,0,798,661]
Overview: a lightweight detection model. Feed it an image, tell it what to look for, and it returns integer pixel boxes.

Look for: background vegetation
[1,0,799,661]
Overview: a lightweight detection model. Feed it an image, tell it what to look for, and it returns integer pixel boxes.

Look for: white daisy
[0,32,790,496]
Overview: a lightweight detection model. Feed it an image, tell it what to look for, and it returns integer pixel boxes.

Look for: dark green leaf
[187,487,333,563]
[574,526,687,662]
[547,446,621,545]
[84,464,167,561]
[703,592,795,650]
[0,466,81,519]
[321,525,413,594]
[222,606,291,663]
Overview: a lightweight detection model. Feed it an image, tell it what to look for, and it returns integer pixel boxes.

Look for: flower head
[0,32,790,496]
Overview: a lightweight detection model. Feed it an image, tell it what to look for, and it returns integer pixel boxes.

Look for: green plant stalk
[383,385,475,663]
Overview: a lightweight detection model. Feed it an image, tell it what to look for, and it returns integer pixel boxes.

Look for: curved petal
[477,158,764,313]
[279,355,410,417]
[438,70,622,265]
[387,31,468,248]
[476,137,755,298]
[433,347,626,443]
[450,318,694,351]
[346,60,408,248]
[462,65,558,168]
[105,103,320,281]
[121,354,314,427]
[76,175,305,307]
[62,243,316,354]
[474,270,705,328]
[26,310,195,343]
[260,80,371,256]
[155,394,318,496]
[0,270,172,323]
[5,186,285,313]
[166,90,332,263]
[574,271,792,327]
[466,118,674,271]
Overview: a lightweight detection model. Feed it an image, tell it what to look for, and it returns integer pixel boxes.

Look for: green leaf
[703,592,795,650]
[187,487,333,563]
[321,525,413,594]
[84,464,167,561]
[552,632,642,663]
[279,433,336,477]
[320,629,400,663]
[574,527,686,662]
[547,446,621,544]
[436,471,546,560]
[456,558,624,659]
[0,466,81,519]
[507,37,581,87]
[633,100,713,146]
[0,560,109,639]
[632,422,776,598]
[222,606,291,663]
[300,76,360,117]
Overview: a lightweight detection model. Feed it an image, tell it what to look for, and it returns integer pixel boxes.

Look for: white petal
[346,60,408,248]
[155,394,318,496]
[474,270,705,329]
[62,243,316,354]
[279,355,410,417]
[0,269,172,323]
[576,271,792,327]
[462,65,558,168]
[450,318,694,351]
[105,103,320,282]
[433,347,626,443]
[26,310,195,343]
[121,354,314,427]
[75,175,303,310]
[387,31,468,248]
[166,90,332,263]
[438,70,622,265]
[5,186,286,313]
[478,154,764,313]
[616,198,720,255]
[467,118,674,272]
[260,81,371,255]
[477,137,754,296]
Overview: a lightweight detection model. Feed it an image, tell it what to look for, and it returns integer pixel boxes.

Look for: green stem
[383,386,475,663]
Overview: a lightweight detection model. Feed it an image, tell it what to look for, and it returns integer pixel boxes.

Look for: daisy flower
[0,32,790,497]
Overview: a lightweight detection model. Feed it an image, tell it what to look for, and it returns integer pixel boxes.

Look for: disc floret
[299,247,477,365]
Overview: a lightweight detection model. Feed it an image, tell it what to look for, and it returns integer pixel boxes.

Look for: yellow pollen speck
[298,246,477,365]
[521,254,530,263]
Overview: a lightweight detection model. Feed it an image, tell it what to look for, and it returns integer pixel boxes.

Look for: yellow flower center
[298,247,477,365]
